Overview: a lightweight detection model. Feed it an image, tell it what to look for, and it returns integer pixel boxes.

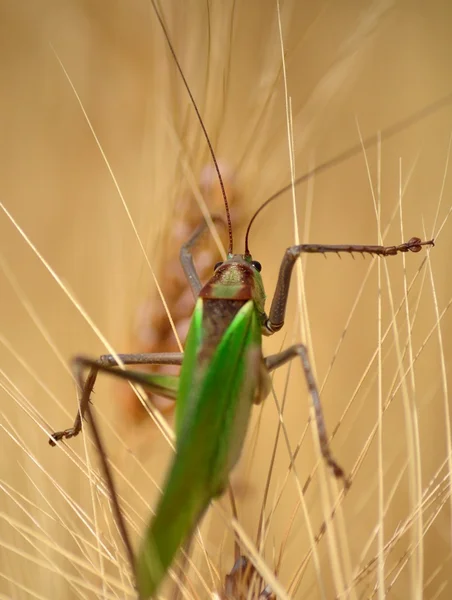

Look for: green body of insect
[132,236,433,597]
[136,255,271,596]
[49,230,432,598]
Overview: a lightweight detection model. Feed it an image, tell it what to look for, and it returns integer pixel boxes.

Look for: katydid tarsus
[46,2,443,598]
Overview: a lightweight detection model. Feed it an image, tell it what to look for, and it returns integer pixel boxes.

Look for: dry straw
[1,1,452,598]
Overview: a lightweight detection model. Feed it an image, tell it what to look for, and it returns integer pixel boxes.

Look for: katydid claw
[49,428,75,446]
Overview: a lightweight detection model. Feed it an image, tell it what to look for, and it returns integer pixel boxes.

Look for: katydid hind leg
[82,394,137,588]
[224,556,275,599]
[49,352,183,445]
[265,345,349,488]
[227,484,242,563]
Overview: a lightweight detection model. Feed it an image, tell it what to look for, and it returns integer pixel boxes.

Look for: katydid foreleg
[180,215,226,297]
[266,237,433,334]
[263,236,434,485]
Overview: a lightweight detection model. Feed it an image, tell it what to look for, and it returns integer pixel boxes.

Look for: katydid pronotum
[46,2,443,598]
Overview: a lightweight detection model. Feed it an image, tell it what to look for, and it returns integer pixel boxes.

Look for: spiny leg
[50,350,185,585]
[265,345,349,487]
[49,352,183,445]
[265,237,434,333]
[263,236,433,487]
[82,395,138,592]
[51,215,223,445]
[180,215,225,297]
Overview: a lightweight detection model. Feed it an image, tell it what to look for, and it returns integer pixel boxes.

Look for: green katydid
[49,218,433,597]
[46,2,442,598]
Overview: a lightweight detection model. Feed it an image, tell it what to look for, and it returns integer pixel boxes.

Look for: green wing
[89,366,179,400]
[136,298,262,598]
[122,371,179,400]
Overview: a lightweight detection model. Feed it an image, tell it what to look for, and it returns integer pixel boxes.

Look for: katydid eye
[214,261,223,271]
[251,261,262,272]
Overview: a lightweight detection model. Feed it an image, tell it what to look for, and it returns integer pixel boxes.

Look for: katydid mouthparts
[49,218,433,597]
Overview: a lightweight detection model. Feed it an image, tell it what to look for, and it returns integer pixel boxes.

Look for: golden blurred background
[1,0,452,598]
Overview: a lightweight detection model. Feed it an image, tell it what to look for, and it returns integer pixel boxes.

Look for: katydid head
[214,257,262,273]
[201,253,266,314]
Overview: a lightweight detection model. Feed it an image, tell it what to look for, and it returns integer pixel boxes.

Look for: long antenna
[150,0,234,254]
[244,91,452,254]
